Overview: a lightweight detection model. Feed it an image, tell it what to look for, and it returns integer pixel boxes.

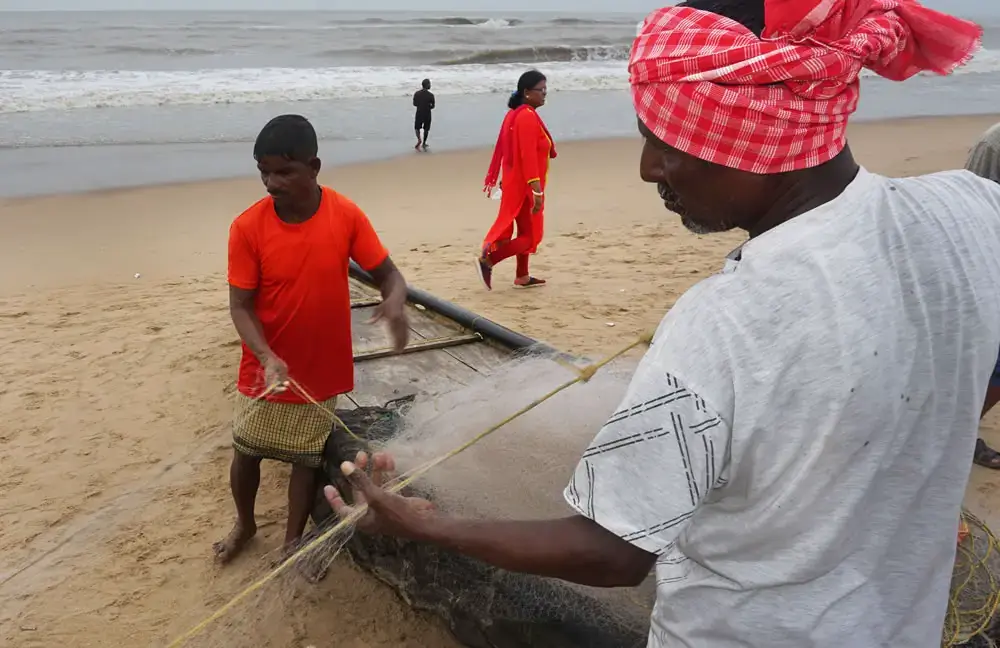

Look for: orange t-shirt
[227,187,389,404]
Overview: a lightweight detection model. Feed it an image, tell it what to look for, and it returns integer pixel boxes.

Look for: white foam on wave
[475,18,514,29]
[3,47,997,114]
[0,61,628,113]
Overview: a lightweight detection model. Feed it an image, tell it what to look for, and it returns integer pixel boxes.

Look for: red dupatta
[483,105,557,197]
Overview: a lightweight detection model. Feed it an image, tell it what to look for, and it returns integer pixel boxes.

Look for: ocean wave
[440,44,631,65]
[413,16,521,27]
[312,46,463,65]
[549,18,608,25]
[0,62,629,114]
[102,45,218,57]
[0,133,353,150]
[858,45,1000,78]
[236,17,521,30]
[3,47,997,115]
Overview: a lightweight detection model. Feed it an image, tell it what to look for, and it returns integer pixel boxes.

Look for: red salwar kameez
[481,105,557,285]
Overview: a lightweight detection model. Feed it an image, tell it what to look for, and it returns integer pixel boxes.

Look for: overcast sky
[0,0,989,15]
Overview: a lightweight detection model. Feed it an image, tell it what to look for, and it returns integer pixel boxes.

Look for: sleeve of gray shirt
[563,286,734,555]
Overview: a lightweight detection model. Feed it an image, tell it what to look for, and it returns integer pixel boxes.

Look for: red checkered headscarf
[630,0,982,174]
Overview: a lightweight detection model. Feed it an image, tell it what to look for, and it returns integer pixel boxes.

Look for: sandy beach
[4,114,1000,647]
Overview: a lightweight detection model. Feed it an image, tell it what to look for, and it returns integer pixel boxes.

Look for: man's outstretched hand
[367,257,410,352]
[369,298,409,352]
[325,454,658,589]
[324,451,435,538]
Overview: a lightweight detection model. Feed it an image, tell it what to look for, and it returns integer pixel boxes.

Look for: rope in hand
[165,331,653,647]
[287,377,363,443]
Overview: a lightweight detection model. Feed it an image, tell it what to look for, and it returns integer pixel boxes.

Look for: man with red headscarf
[324,2,997,646]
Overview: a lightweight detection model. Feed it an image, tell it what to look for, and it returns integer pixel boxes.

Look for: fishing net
[311,360,653,648]
[947,511,1000,647]
[167,351,1000,648]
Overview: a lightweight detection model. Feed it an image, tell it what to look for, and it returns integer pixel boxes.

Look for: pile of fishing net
[311,360,654,648]
[314,394,1000,648]
[947,511,1000,647]
[166,353,1000,648]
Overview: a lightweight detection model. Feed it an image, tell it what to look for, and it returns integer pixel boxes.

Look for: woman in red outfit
[478,70,557,290]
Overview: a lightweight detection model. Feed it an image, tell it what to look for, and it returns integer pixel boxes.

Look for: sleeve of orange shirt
[227,219,259,290]
[514,109,543,185]
[344,198,389,271]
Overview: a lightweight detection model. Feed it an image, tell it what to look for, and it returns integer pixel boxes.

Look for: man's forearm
[377,267,407,306]
[409,514,653,588]
[230,305,275,362]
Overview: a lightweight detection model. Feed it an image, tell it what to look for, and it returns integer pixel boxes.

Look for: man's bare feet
[213,521,256,564]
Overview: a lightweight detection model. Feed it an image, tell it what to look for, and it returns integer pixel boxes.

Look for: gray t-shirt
[565,168,1000,647]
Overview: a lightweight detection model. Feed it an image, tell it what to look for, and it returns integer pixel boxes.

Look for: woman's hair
[508,69,547,109]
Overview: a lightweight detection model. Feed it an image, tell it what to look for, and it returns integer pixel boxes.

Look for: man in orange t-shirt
[214,114,409,564]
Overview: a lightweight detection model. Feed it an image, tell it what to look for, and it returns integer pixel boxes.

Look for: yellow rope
[943,509,1000,647]
[165,333,652,647]
[287,377,364,443]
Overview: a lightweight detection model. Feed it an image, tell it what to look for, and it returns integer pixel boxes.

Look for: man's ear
[310,157,322,177]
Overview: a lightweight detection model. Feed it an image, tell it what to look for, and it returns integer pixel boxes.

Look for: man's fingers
[391,319,410,351]
[372,452,396,473]
[341,460,381,504]
[324,485,354,518]
[370,451,398,488]
[367,304,385,325]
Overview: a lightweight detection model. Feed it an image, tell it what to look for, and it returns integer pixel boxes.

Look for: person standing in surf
[477,70,556,290]
[413,79,435,151]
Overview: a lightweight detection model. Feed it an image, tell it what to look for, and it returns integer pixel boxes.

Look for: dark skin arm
[415,515,654,587]
[229,255,408,386]
[366,256,410,352]
[326,452,657,588]
[229,285,288,388]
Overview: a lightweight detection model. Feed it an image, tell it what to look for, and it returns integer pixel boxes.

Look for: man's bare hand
[324,451,435,538]
[262,354,289,392]
[369,298,409,352]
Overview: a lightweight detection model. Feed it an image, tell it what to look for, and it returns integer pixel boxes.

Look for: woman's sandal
[513,277,547,289]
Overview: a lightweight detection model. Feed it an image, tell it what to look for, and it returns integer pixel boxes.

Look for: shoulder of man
[320,187,367,221]
[939,169,1000,200]
[230,195,273,231]
[896,170,1000,227]
[646,274,745,427]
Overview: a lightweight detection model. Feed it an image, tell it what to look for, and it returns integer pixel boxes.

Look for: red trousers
[487,207,533,278]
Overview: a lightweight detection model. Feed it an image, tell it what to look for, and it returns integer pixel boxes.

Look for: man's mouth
[657,183,685,215]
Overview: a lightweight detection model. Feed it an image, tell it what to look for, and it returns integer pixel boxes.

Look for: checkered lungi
[232,393,337,468]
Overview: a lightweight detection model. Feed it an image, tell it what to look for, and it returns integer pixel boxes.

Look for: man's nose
[639,139,665,183]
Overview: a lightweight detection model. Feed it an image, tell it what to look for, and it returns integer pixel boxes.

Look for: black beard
[658,182,686,216]
[659,183,736,235]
